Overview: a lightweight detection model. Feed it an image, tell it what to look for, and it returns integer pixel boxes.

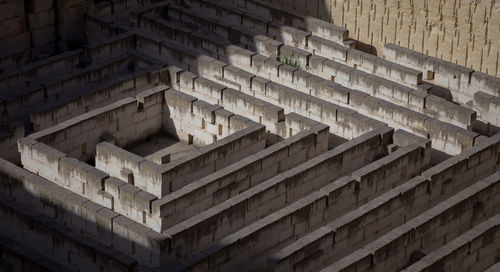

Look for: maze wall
[253,0,500,77]
[0,0,500,271]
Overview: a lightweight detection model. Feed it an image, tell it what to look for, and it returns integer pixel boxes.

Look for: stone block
[473,91,494,113]
[27,0,53,12]
[104,177,126,199]
[27,9,55,30]
[31,26,56,47]
[179,71,198,90]
[119,184,141,207]
[135,191,157,213]
[193,77,226,103]
[0,17,25,40]
[192,100,221,124]
[253,34,282,56]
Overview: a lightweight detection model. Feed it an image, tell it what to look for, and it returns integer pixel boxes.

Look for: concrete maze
[1,0,500,271]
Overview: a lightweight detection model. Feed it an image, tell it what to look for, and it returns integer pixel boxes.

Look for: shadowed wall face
[255,0,500,77]
[0,0,90,58]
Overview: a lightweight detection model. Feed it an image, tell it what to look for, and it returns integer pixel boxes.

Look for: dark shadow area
[425,82,454,101]
[352,39,378,55]
[0,158,157,271]
[430,148,452,166]
[0,0,394,271]
[124,131,201,159]
[328,132,348,149]
[472,119,500,137]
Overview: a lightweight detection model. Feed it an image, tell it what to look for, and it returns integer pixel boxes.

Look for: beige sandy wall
[258,0,500,77]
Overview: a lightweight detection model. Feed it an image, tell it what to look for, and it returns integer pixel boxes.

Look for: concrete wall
[1,50,83,122]
[385,43,500,111]
[0,0,92,58]
[248,0,500,78]
[17,87,167,228]
[177,141,429,271]
[326,170,500,272]
[19,83,270,231]
[159,89,267,196]
[0,50,148,136]
[0,122,24,163]
[23,86,166,162]
[1,49,82,86]
[240,49,476,154]
[151,123,329,232]
[485,262,500,272]
[270,133,500,272]
[473,91,500,126]
[0,0,29,54]
[87,32,137,61]
[134,2,477,154]
[136,3,476,154]
[173,0,496,115]
[133,1,479,153]
[161,127,392,263]
[164,88,245,146]
[191,55,386,140]
[0,157,168,270]
[31,70,154,130]
[178,68,287,136]
[402,214,500,272]
[0,233,72,272]
[96,120,267,200]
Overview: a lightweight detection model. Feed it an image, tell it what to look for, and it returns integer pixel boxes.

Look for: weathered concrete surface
[1,1,500,272]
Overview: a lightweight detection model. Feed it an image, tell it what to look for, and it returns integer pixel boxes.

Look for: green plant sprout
[276,52,301,69]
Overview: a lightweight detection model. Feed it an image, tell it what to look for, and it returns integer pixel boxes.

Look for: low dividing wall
[402,214,500,272]
[193,55,387,140]
[24,85,167,162]
[133,4,478,154]
[164,87,265,142]
[141,0,476,132]
[473,91,500,126]
[176,65,337,144]
[0,233,71,272]
[325,171,500,272]
[93,88,266,199]
[17,87,167,227]
[17,135,161,230]
[31,70,155,130]
[175,140,429,271]
[0,199,137,272]
[131,13,389,141]
[247,51,476,154]
[0,158,169,270]
[269,133,500,271]
[2,54,131,126]
[307,54,475,129]
[393,129,432,166]
[268,20,422,88]
[161,127,392,263]
[177,70,286,135]
[0,49,82,87]
[0,122,24,163]
[486,263,500,272]
[179,0,347,45]
[151,123,329,231]
[97,122,265,200]
[87,32,136,62]
[384,43,500,106]
[19,85,268,231]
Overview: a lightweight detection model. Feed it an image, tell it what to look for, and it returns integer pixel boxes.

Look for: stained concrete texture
[0,0,500,272]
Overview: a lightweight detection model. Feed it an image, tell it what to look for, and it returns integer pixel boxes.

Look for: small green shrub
[276,52,301,69]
